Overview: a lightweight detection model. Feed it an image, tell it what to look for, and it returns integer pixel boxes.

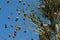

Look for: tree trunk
[55,24,59,40]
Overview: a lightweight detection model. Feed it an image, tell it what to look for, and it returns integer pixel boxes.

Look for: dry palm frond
[40,26,52,40]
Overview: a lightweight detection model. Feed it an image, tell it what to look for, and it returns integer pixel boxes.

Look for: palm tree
[38,0,60,40]
[29,0,60,40]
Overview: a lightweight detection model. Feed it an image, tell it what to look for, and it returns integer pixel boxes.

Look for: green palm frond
[38,0,60,16]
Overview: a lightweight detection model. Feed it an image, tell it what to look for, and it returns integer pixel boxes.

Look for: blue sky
[0,0,41,40]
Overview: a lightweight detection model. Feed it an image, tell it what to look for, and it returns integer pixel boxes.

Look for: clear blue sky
[0,0,41,40]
